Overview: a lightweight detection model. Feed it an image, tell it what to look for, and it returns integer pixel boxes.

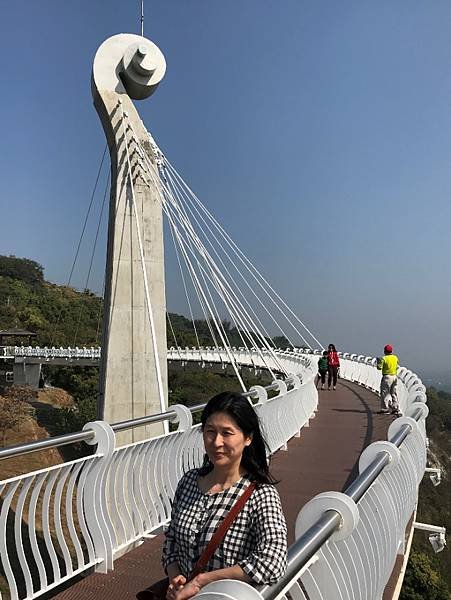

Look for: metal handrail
[111,409,179,433]
[0,375,295,461]
[259,407,423,599]
[0,430,95,461]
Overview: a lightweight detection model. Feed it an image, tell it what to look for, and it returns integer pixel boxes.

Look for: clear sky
[0,1,450,380]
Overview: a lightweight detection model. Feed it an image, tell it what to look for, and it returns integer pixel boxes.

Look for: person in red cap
[377,345,401,416]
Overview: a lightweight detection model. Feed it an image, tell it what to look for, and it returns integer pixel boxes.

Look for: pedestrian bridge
[0,349,430,600]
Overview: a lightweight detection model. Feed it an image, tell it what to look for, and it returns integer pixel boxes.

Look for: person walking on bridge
[317,350,328,390]
[377,344,401,416]
[327,344,340,390]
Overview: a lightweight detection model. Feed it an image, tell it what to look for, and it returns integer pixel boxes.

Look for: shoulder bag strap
[188,482,257,580]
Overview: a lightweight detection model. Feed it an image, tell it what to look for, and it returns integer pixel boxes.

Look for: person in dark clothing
[317,350,328,390]
[327,344,340,390]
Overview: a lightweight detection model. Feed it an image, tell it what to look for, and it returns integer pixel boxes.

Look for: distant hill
[421,371,451,392]
[0,254,290,349]
[0,255,102,347]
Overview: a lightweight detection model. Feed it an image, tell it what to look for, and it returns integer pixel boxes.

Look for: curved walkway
[49,380,397,600]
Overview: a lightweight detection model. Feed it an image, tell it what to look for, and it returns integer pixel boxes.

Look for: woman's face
[203,411,252,471]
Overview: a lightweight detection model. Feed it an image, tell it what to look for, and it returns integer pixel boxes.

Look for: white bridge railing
[0,348,317,599]
[2,344,313,369]
[1,346,101,361]
[196,352,429,600]
[0,349,427,600]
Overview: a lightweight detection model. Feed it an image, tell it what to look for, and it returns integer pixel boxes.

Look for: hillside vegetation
[400,387,451,599]
[0,254,289,350]
[0,255,102,347]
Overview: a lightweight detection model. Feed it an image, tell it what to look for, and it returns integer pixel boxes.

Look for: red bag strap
[188,482,257,580]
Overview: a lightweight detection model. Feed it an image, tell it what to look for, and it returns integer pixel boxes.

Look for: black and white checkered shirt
[162,469,287,585]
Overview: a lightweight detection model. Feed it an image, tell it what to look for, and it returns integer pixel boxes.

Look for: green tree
[400,551,450,600]
[0,255,43,286]
[44,366,99,401]
[272,335,291,348]
[51,397,97,435]
[407,388,451,594]
[0,254,103,347]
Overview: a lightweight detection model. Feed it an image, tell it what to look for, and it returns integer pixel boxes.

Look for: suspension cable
[130,124,287,376]
[163,193,280,378]
[50,145,108,345]
[136,134,240,363]
[166,201,220,351]
[125,119,303,380]
[167,224,202,349]
[165,166,298,348]
[142,129,262,379]
[160,172,286,375]
[161,188,247,390]
[164,168,286,348]
[165,158,323,349]
[73,171,110,346]
[166,312,182,360]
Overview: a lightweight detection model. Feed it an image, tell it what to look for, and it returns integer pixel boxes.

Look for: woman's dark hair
[198,391,276,484]
[328,344,336,351]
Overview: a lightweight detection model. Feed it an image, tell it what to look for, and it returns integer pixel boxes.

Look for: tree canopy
[0,255,43,286]
[0,255,103,346]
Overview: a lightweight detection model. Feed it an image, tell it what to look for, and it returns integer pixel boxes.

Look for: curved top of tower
[92,33,166,100]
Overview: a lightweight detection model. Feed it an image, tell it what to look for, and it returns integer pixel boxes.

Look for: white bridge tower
[92,34,168,441]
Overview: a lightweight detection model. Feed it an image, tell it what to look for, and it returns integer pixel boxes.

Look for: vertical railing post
[82,421,116,573]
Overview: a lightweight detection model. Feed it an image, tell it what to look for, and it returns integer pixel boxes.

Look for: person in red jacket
[327,344,340,390]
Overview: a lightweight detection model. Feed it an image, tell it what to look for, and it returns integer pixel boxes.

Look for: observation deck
[0,350,429,600]
[51,380,401,600]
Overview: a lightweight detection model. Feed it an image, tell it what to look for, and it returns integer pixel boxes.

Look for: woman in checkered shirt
[162,391,287,600]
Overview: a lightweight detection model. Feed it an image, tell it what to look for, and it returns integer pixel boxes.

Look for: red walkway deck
[48,380,398,600]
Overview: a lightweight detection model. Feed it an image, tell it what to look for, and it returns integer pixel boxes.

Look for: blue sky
[0,1,450,378]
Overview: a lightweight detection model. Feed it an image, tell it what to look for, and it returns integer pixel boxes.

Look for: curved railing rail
[257,406,427,600]
[2,344,314,367]
[0,349,427,600]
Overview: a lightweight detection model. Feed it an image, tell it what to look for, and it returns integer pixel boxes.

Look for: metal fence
[0,349,427,600]
[0,349,317,600]
[195,353,428,600]
[1,346,101,362]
